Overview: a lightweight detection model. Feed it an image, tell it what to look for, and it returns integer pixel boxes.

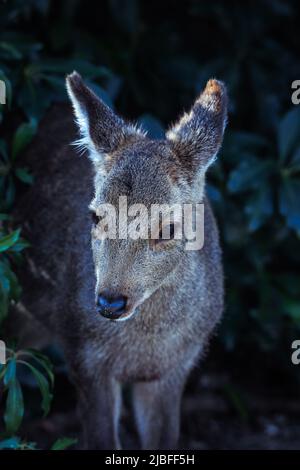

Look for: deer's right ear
[66,71,140,165]
[166,79,228,177]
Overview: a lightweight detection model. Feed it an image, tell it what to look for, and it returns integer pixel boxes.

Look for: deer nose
[96,291,127,319]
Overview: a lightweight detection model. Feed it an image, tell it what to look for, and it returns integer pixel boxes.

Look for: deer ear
[166,79,228,175]
[66,71,141,164]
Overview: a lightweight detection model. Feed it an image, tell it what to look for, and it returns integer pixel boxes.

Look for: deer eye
[91,211,100,225]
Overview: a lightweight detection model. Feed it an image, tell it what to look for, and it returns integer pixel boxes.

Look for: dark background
[0,0,300,450]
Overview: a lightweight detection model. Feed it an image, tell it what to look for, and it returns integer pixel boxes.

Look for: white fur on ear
[66,74,88,136]
[66,72,102,164]
[66,71,145,166]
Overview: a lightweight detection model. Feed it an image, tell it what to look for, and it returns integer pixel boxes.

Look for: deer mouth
[96,302,137,322]
[111,308,137,322]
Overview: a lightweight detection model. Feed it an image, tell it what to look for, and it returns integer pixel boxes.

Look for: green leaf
[227,157,271,193]
[0,436,21,449]
[12,120,37,161]
[4,357,16,386]
[226,131,269,153]
[51,437,78,450]
[0,265,10,324]
[0,260,22,313]
[279,178,300,230]
[0,229,20,252]
[21,441,38,450]
[0,42,22,60]
[9,238,30,252]
[15,167,34,184]
[4,379,24,435]
[19,361,53,416]
[0,213,11,221]
[283,297,300,323]
[5,263,21,300]
[244,187,273,231]
[278,107,300,163]
[22,349,54,386]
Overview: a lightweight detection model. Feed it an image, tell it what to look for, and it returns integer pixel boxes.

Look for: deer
[14,72,227,449]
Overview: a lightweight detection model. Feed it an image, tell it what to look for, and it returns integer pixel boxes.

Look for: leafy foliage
[0,435,77,450]
[0,229,26,324]
[1,348,53,434]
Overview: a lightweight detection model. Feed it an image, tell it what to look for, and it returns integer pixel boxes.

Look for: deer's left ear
[166,79,228,174]
[66,71,142,165]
